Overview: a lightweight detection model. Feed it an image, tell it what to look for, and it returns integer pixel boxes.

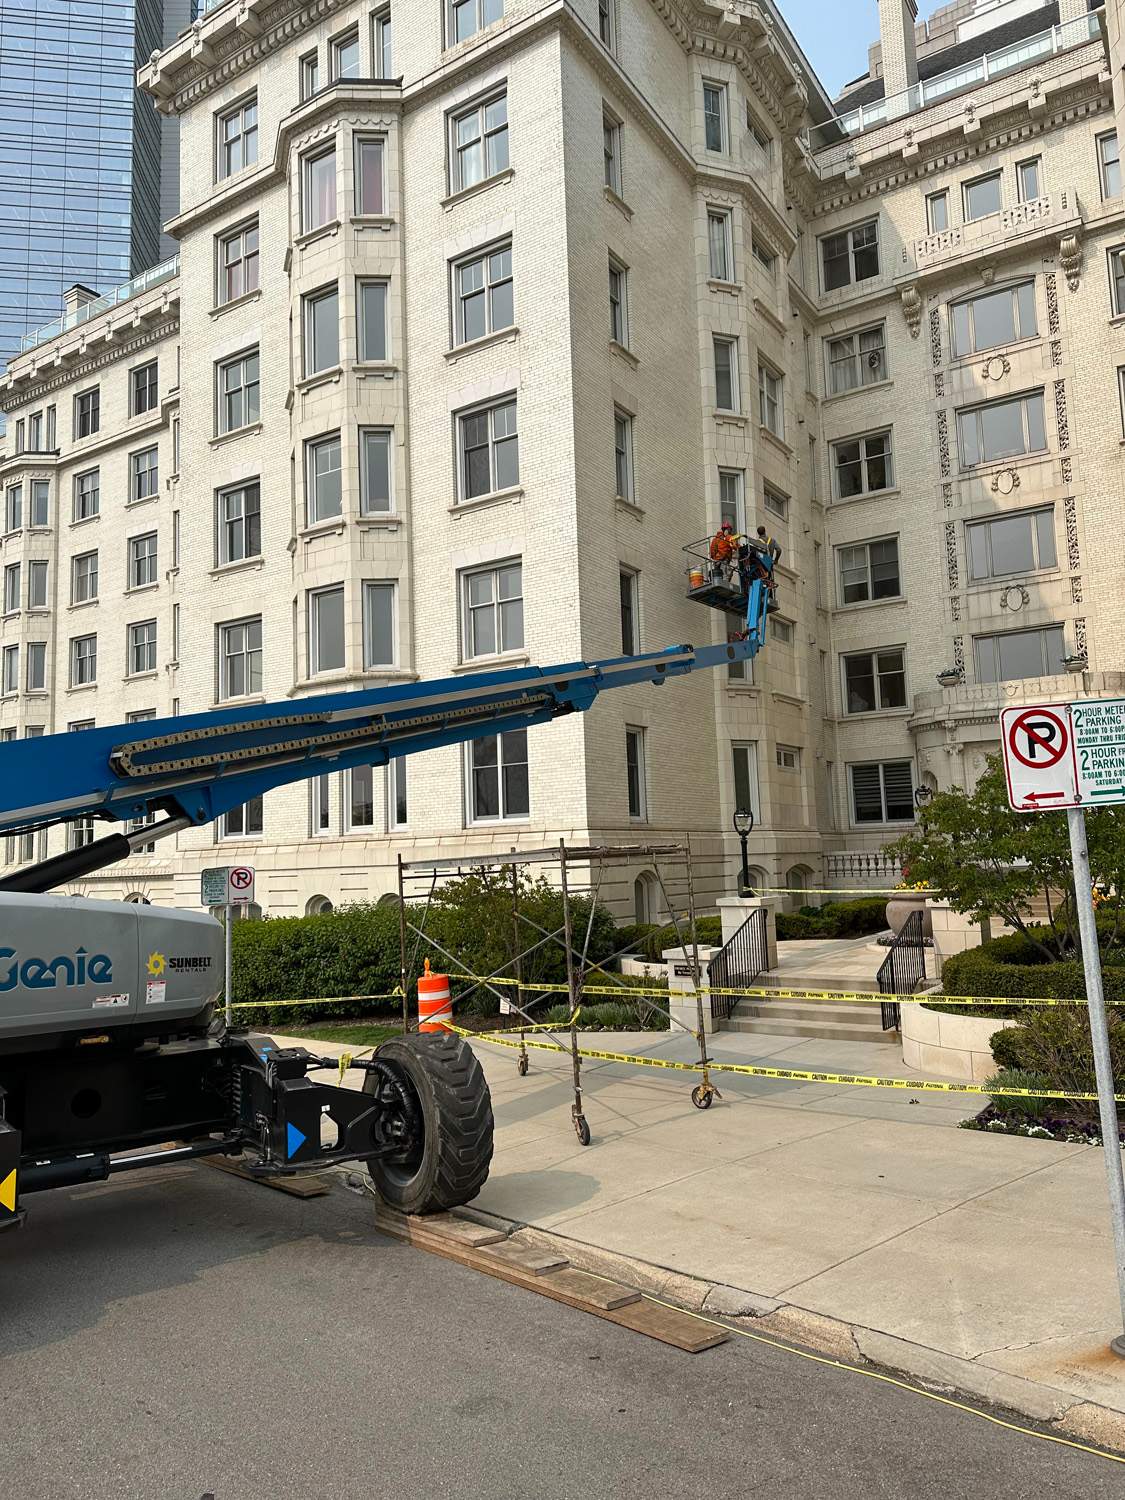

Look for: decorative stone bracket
[901,285,923,339]
[1059,232,1083,292]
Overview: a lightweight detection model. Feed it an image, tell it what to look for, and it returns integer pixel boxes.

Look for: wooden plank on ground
[199,1155,332,1198]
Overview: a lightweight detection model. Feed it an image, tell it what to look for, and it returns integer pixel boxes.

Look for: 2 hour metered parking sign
[1000,703,1079,811]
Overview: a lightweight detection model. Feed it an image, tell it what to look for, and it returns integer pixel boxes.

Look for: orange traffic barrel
[688,568,705,590]
[418,959,452,1032]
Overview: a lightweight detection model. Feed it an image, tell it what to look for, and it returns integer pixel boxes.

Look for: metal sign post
[201,865,253,1029]
[223,903,233,1027]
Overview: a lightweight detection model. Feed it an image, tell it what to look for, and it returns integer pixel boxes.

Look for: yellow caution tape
[228,988,404,1013]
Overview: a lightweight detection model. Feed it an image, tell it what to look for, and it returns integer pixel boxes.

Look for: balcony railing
[15,255,180,360]
[902,187,1081,277]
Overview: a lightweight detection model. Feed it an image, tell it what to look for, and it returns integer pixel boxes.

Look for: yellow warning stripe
[0,1168,15,1214]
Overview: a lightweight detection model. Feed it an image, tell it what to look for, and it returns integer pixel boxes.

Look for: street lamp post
[733,809,754,896]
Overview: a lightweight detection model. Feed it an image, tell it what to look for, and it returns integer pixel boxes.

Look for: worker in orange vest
[709,520,741,587]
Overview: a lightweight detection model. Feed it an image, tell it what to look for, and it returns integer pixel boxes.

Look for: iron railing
[707,907,768,1023]
[876,907,926,1031]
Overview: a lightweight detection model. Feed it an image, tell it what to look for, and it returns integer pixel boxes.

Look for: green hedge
[776,898,889,941]
[641,916,723,962]
[941,931,1125,1004]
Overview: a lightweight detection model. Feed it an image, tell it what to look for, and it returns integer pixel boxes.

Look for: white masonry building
[0,0,1123,919]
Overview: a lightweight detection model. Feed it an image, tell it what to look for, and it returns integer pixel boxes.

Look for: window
[747,111,772,170]
[974,625,1065,684]
[832,431,893,498]
[218,221,259,304]
[129,532,158,589]
[26,641,45,691]
[731,742,760,820]
[3,486,20,533]
[758,362,783,437]
[330,26,360,79]
[30,481,49,528]
[850,761,914,825]
[13,420,23,454]
[302,147,337,232]
[603,111,622,194]
[347,766,376,830]
[303,285,340,375]
[68,816,95,852]
[719,468,744,532]
[217,482,261,564]
[926,190,949,233]
[357,280,388,361]
[1110,247,1125,316]
[360,429,393,514]
[45,405,56,449]
[967,508,1056,583]
[1098,131,1120,200]
[3,563,18,614]
[306,433,343,523]
[625,728,647,819]
[459,398,518,499]
[75,388,100,439]
[820,220,879,291]
[702,82,727,152]
[354,137,385,215]
[128,620,157,676]
[463,561,523,658]
[1017,157,1041,202]
[752,239,776,274]
[131,362,158,416]
[707,208,733,281]
[963,171,1001,222]
[450,0,502,44]
[837,537,900,604]
[172,417,180,476]
[218,97,258,179]
[172,603,180,662]
[300,50,320,98]
[776,745,800,771]
[763,484,788,521]
[130,447,158,503]
[713,337,738,411]
[826,324,886,395]
[843,648,907,714]
[1,646,16,697]
[72,551,98,604]
[70,633,97,687]
[454,243,513,345]
[951,282,1036,358]
[310,586,345,674]
[374,9,393,76]
[216,350,260,434]
[221,798,264,839]
[451,94,509,193]
[469,730,529,821]
[363,581,396,667]
[27,411,43,450]
[956,391,1046,467]
[598,0,614,46]
[312,775,333,835]
[619,569,638,655]
[219,618,262,699]
[28,561,47,610]
[388,757,408,828]
[770,617,794,644]
[608,257,628,346]
[613,410,634,500]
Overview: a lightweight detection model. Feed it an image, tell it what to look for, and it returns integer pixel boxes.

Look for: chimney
[878,0,920,97]
[62,284,100,317]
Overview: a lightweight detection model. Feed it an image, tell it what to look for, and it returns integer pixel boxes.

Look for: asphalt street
[0,1164,1120,1500]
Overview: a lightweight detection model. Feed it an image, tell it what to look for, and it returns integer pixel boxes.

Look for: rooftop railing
[14,255,180,361]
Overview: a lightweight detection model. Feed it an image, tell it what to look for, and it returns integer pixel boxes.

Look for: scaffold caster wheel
[691,1085,715,1110]
[574,1114,591,1146]
[517,1053,529,1077]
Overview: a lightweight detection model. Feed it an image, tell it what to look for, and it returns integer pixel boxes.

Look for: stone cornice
[0,319,180,413]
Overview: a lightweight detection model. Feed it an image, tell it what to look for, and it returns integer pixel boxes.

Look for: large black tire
[364,1033,493,1215]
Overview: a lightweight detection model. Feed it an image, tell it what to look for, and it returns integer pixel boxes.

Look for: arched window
[633,872,659,926]
[306,894,333,916]
[377,892,402,909]
[785,865,814,911]
[125,892,151,905]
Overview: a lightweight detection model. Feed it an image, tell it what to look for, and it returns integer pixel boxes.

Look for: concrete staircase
[723,993,898,1045]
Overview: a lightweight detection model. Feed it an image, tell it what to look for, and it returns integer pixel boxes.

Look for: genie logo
[0,946,113,992]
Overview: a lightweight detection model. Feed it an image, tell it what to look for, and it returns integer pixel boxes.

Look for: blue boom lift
[0,561,773,1227]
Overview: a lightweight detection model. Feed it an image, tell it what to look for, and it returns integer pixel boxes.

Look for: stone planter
[885,891,935,939]
[901,1003,1018,1082]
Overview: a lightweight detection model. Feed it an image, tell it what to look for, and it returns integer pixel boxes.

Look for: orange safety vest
[710,531,736,562]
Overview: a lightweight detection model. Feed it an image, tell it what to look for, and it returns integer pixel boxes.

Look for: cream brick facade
[1,0,1123,919]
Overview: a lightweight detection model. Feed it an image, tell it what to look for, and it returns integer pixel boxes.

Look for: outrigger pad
[686,582,748,618]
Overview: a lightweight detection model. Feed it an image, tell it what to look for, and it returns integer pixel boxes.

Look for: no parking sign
[1000,703,1078,812]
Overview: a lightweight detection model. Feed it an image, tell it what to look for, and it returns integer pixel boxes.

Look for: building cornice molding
[0,319,180,412]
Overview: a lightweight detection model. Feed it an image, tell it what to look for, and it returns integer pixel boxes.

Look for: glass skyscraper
[0,1,192,373]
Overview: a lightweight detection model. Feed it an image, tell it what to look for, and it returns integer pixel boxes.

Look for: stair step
[755,975,885,993]
[734,1002,884,1023]
[723,1017,899,1044]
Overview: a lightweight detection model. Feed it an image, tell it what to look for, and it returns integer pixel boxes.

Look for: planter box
[901,1002,1018,1082]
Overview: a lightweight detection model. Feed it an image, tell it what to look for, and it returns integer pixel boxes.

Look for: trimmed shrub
[641,916,723,962]
[776,898,889,941]
[612,923,660,957]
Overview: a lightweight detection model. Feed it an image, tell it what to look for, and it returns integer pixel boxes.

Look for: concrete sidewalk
[282,1025,1125,1430]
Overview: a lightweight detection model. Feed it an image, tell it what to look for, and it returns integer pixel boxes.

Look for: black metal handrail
[707,907,768,1022]
[876,907,926,1030]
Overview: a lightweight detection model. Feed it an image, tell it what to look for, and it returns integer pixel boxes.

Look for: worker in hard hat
[747,526,782,612]
[709,520,741,588]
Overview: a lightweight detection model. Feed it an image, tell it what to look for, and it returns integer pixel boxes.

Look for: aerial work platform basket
[683,536,776,629]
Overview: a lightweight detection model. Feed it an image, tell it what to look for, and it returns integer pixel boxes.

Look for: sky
[781,0,945,98]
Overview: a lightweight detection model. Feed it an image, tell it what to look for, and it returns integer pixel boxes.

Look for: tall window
[70,633,97,687]
[2,646,17,697]
[330,26,360,79]
[614,410,634,500]
[129,532,158,589]
[713,336,738,412]
[131,362,158,416]
[3,486,20,533]
[72,551,98,604]
[1017,157,1041,202]
[849,761,914,825]
[967,508,1056,581]
[752,239,776,275]
[463,561,523,659]
[603,111,622,194]
[312,775,333,835]
[719,469,744,531]
[454,243,513,345]
[731,741,760,820]
[374,9,393,75]
[27,411,42,451]
[702,82,727,152]
[74,469,100,521]
[218,221,259,304]
[758,361,783,437]
[388,757,408,829]
[130,447,158,502]
[458,398,518,499]
[303,147,337,231]
[763,483,788,521]
[309,586,345,674]
[26,641,45,691]
[306,432,343,522]
[608,257,628,346]
[75,388,100,438]
[619,569,638,655]
[300,50,320,99]
[451,94,508,193]
[708,208,733,281]
[832,431,893,499]
[360,429,393,514]
[347,767,376,830]
[218,96,258,179]
[974,626,1065,684]
[128,620,157,676]
[837,538,900,604]
[951,282,1036,357]
[221,798,264,839]
[1099,131,1120,200]
[357,280,388,361]
[469,730,529,821]
[842,648,907,714]
[303,285,340,375]
[1110,247,1125,316]
[28,561,47,609]
[926,190,949,232]
[450,0,503,44]
[216,350,260,434]
[362,581,396,668]
[826,324,886,394]
[598,0,614,46]
[747,111,773,171]
[963,171,1001,222]
[30,480,49,528]
[820,220,879,292]
[217,482,261,564]
[219,617,263,699]
[354,137,385,215]
[2,563,18,615]
[625,727,647,819]
[956,391,1046,467]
